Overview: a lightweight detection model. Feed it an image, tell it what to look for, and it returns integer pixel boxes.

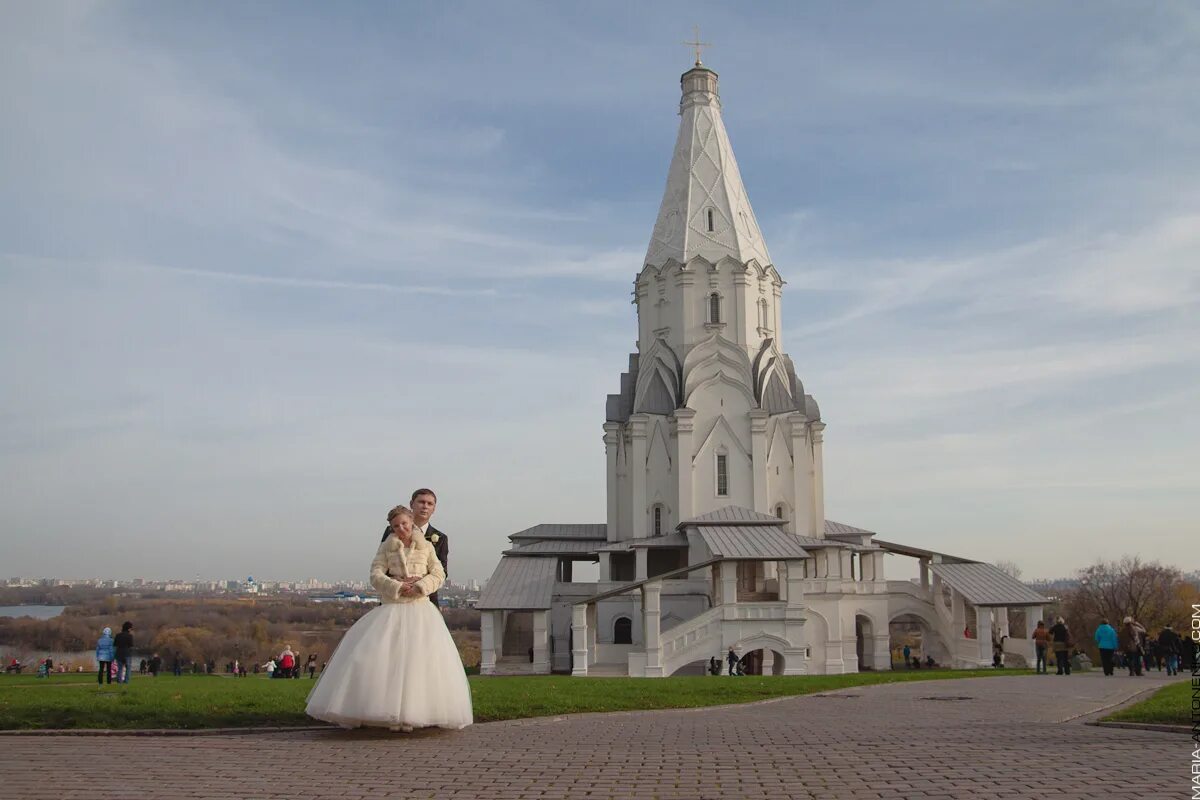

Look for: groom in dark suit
[381,488,448,607]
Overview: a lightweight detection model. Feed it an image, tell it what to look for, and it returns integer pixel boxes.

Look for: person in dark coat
[726,648,738,676]
[114,621,134,684]
[1158,625,1182,676]
[1048,617,1071,675]
[381,488,448,607]
[1118,617,1144,676]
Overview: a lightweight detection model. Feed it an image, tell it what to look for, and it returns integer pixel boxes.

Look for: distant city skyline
[2,3,1197,583]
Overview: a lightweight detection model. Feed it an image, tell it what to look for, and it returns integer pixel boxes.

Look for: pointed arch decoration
[634,338,684,413]
[682,333,754,405]
[692,414,752,464]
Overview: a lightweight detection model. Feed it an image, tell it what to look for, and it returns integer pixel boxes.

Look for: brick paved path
[1,671,1184,799]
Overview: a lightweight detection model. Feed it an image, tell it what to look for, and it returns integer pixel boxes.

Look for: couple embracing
[305,488,473,731]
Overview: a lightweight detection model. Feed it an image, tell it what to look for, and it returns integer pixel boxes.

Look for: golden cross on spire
[683,25,711,67]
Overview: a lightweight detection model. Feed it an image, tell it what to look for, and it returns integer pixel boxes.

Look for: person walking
[1031,620,1050,674]
[95,627,115,686]
[172,652,182,677]
[1158,625,1182,676]
[114,621,134,684]
[1049,617,1071,675]
[726,648,738,677]
[262,658,276,679]
[278,646,296,679]
[1093,618,1118,676]
[902,644,911,668]
[1119,617,1144,676]
[306,654,317,679]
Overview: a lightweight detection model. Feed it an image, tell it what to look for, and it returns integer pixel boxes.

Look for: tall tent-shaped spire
[645,66,772,268]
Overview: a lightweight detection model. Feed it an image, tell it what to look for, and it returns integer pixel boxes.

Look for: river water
[0,605,66,619]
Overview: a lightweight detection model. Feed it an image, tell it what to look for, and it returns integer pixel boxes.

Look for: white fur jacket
[370,534,445,603]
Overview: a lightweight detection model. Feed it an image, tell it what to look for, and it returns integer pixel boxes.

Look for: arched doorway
[888,611,950,669]
[613,616,632,645]
[734,636,791,676]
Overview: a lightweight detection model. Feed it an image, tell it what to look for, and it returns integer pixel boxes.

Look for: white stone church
[479,62,1047,678]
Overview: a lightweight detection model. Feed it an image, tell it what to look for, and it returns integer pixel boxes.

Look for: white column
[603,422,620,542]
[642,581,663,677]
[810,422,826,538]
[571,605,588,676]
[977,607,993,664]
[598,552,612,582]
[480,610,499,675]
[1025,606,1043,638]
[788,415,813,536]
[673,409,695,519]
[733,266,750,345]
[629,416,649,540]
[825,610,846,673]
[995,607,1010,639]
[587,604,598,667]
[635,548,648,581]
[784,560,806,608]
[532,611,550,673]
[718,560,738,607]
[749,410,769,512]
[873,634,892,671]
[919,559,930,590]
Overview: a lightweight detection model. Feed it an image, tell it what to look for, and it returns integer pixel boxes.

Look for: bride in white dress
[306,504,473,731]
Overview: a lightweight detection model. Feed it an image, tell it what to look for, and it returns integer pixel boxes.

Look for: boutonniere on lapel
[430,533,441,544]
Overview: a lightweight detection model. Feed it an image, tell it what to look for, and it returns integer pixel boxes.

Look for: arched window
[716,453,729,497]
[709,292,721,324]
[775,504,784,519]
[706,208,715,232]
[653,505,663,536]
[613,616,632,644]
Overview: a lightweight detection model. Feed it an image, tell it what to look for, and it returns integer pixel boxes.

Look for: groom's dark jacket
[380,524,448,605]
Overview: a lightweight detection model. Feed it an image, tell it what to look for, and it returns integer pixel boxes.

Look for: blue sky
[1,2,1197,584]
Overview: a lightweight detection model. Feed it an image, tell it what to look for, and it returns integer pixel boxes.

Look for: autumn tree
[1061,557,1197,657]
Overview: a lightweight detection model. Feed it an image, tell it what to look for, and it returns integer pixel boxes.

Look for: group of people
[261,648,320,679]
[93,621,136,685]
[303,488,472,732]
[1030,615,1187,676]
[1092,617,1184,676]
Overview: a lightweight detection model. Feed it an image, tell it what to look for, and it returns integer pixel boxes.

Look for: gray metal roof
[503,539,601,556]
[595,541,631,553]
[696,525,812,559]
[873,539,975,564]
[681,506,784,526]
[477,557,557,610]
[629,532,690,548]
[825,520,875,537]
[508,523,607,541]
[929,562,1050,607]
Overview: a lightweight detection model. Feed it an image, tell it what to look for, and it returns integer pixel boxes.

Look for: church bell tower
[603,63,827,557]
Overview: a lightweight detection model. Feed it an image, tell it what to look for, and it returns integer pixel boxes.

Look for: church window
[706,208,715,232]
[775,504,783,518]
[716,454,729,496]
[613,616,632,644]
[653,505,663,536]
[708,293,721,324]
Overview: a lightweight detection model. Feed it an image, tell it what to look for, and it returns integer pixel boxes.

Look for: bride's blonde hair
[387,505,414,523]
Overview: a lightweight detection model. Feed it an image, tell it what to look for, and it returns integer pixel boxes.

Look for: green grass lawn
[1103,680,1190,726]
[0,668,1027,731]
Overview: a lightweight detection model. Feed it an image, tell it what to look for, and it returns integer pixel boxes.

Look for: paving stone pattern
[1,672,1184,799]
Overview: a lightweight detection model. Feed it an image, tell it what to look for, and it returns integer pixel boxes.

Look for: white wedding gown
[305,599,473,730]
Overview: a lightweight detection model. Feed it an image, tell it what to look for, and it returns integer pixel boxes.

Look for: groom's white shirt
[415,522,429,536]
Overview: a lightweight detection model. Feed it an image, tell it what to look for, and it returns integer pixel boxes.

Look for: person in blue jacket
[1094,618,1118,676]
[95,627,115,685]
